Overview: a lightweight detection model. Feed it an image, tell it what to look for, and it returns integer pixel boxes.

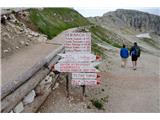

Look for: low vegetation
[89,26,122,48]
[90,98,104,110]
[141,38,160,49]
[91,42,104,57]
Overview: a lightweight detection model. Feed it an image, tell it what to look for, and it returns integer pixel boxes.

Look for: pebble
[16,46,19,49]
[20,41,25,45]
[28,34,32,38]
[25,42,29,46]
[8,47,11,51]
[3,49,9,53]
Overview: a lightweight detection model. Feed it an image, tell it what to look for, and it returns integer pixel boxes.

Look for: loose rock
[13,102,24,113]
[25,42,29,46]
[20,41,25,45]
[23,90,36,105]
[3,49,9,53]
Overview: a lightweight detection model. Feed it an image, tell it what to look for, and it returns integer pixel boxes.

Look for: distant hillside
[89,9,160,35]
[88,9,160,56]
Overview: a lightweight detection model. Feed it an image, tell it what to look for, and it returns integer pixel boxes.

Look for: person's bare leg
[135,61,137,69]
[132,61,136,70]
[124,59,127,68]
[133,61,136,70]
[132,61,134,68]
[121,59,124,67]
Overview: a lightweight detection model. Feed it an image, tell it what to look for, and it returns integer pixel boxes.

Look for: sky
[74,7,160,17]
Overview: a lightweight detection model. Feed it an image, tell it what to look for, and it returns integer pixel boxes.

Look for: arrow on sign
[72,73,100,79]
[58,53,101,62]
[54,63,99,72]
[71,79,97,86]
[56,62,100,68]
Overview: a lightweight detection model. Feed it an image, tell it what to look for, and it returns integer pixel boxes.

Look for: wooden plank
[1,46,64,99]
[1,68,49,113]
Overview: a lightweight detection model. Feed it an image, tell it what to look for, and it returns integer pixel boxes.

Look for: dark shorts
[131,56,138,61]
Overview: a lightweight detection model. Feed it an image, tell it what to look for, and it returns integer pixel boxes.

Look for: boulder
[13,102,24,113]
[9,110,14,113]
[23,90,36,105]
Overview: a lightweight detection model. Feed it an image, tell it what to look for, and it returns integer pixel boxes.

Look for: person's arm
[120,48,122,57]
[130,47,133,55]
[138,46,141,57]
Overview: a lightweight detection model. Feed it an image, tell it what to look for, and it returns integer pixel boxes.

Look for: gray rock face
[104,9,160,35]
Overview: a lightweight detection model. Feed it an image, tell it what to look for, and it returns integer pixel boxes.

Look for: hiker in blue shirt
[120,44,129,68]
[130,42,141,70]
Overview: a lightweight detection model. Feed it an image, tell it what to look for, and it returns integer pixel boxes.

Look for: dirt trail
[38,48,159,113]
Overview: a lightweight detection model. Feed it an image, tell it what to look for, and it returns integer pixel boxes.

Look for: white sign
[71,79,97,86]
[54,63,99,72]
[58,53,101,62]
[65,32,91,53]
[72,73,98,79]
[71,73,100,85]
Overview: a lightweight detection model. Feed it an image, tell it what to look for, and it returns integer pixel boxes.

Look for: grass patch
[141,38,160,49]
[29,8,90,39]
[89,26,122,48]
[90,99,104,110]
[91,42,105,58]
[95,65,99,70]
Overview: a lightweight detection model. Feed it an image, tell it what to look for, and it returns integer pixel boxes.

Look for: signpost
[54,32,101,98]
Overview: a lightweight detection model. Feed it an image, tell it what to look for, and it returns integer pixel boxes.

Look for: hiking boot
[133,67,136,70]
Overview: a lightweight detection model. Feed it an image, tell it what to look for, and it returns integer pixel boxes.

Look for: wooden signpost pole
[66,73,70,98]
[82,85,86,100]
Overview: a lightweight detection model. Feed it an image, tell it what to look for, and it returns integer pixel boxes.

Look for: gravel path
[101,51,160,112]
[38,48,160,113]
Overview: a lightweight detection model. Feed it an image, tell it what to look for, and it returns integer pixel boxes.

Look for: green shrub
[91,99,104,110]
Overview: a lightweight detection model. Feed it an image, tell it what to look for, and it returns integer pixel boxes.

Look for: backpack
[120,48,129,58]
[131,47,140,57]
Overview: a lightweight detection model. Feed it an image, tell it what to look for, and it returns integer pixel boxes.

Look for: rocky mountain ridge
[89,9,160,35]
